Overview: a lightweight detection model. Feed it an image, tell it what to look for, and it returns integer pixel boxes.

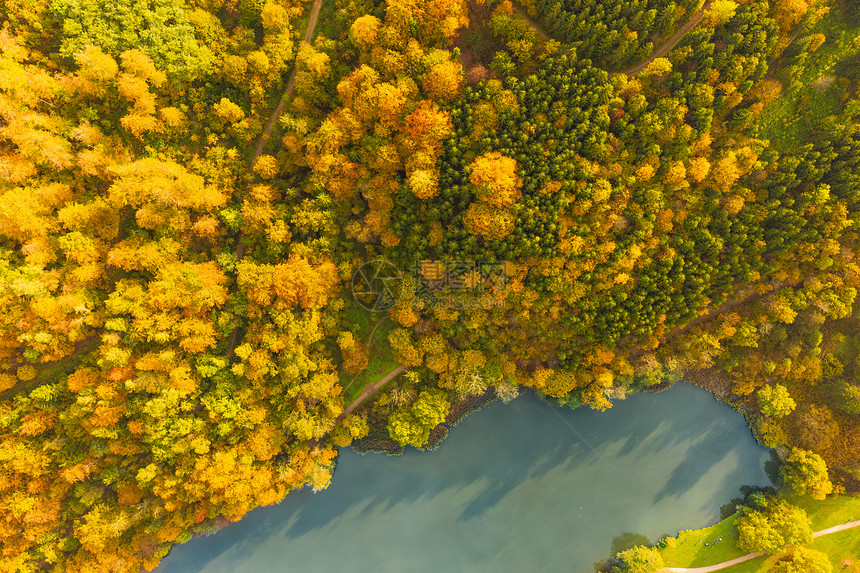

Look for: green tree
[387,389,450,447]
[412,388,450,427]
[736,498,813,555]
[781,448,834,500]
[770,547,833,573]
[757,384,797,418]
[612,545,665,573]
[833,381,860,414]
[50,0,214,82]
[708,0,739,24]
[387,408,429,448]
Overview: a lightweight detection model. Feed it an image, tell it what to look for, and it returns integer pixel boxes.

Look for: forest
[1,0,860,570]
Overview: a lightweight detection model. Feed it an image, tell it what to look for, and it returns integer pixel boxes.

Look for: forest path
[765,31,801,80]
[342,316,391,394]
[252,0,324,160]
[620,0,714,76]
[511,2,550,41]
[0,335,100,401]
[509,0,713,76]
[663,519,860,572]
[663,553,760,573]
[226,0,325,358]
[309,363,405,449]
[341,365,406,419]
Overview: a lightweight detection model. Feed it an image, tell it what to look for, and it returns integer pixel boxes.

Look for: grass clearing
[720,524,860,572]
[346,302,375,340]
[657,492,860,570]
[340,303,401,404]
[342,351,401,404]
[659,515,749,568]
[808,525,860,570]
[784,492,860,528]
[755,2,860,148]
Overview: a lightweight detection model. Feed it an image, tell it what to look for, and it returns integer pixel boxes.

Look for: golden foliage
[463,202,516,240]
[468,151,522,208]
[422,59,463,101]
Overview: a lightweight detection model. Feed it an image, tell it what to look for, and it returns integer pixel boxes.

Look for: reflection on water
[157,383,771,573]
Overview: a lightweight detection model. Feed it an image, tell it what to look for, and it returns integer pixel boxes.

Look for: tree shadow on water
[610,531,652,554]
[651,419,739,504]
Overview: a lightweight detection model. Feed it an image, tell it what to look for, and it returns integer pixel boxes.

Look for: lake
[157,383,772,573]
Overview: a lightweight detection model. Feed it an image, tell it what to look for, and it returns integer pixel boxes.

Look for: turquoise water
[157,383,771,573]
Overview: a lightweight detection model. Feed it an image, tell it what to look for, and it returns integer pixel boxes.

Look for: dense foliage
[2,0,860,569]
[529,0,697,67]
[736,497,814,555]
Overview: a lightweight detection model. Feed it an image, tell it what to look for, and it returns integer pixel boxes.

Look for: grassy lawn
[754,2,860,148]
[786,491,860,527]
[340,303,402,404]
[659,515,749,568]
[808,526,860,570]
[345,302,375,340]
[724,524,860,571]
[342,351,401,404]
[658,493,860,571]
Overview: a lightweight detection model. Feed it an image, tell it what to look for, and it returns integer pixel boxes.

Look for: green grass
[754,2,860,148]
[657,493,860,571]
[346,302,375,340]
[833,332,860,368]
[786,491,860,527]
[342,352,401,404]
[808,526,860,569]
[659,515,749,568]
[339,303,401,404]
[725,525,860,571]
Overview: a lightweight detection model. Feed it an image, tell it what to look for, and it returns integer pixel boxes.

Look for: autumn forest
[2,0,860,570]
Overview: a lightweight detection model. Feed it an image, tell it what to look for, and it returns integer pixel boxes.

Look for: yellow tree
[773,0,812,31]
[463,203,516,240]
[468,151,522,207]
[350,15,382,50]
[422,59,463,101]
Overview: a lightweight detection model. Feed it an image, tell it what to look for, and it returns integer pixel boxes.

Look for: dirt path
[342,316,390,394]
[252,0,324,160]
[308,363,405,448]
[508,0,712,76]
[765,31,801,80]
[663,519,860,572]
[663,553,760,573]
[620,0,714,76]
[226,0,325,358]
[510,1,550,41]
[813,519,860,537]
[626,278,802,365]
[627,285,770,363]
[341,365,406,418]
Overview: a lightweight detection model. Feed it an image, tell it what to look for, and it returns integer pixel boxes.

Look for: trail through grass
[658,493,860,571]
